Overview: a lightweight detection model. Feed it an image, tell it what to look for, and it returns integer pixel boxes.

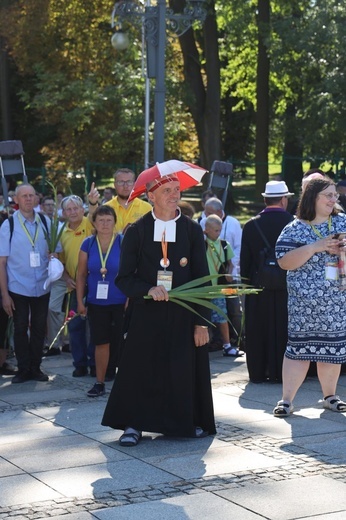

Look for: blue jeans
[68,314,95,369]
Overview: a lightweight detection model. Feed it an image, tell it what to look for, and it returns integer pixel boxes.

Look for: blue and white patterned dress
[276,214,346,364]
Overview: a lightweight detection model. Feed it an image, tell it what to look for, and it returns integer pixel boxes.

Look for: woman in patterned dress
[274,178,346,416]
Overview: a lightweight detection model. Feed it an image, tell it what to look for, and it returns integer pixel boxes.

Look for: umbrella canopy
[127,160,207,203]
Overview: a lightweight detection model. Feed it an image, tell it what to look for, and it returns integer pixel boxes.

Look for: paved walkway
[1,350,346,520]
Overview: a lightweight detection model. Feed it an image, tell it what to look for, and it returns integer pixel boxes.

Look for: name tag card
[325,263,338,281]
[96,281,109,299]
[157,270,173,291]
[30,251,41,267]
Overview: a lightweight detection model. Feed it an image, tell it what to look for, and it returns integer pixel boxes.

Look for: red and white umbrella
[127,159,207,203]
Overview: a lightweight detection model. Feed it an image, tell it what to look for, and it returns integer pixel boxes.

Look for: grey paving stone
[34,459,177,497]
[1,421,75,445]
[0,434,131,472]
[31,402,107,434]
[220,413,346,440]
[92,492,264,519]
[49,514,96,520]
[215,475,346,520]
[145,445,281,479]
[0,474,62,507]
[0,457,24,477]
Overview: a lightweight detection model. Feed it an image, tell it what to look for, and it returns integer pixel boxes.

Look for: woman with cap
[274,177,346,416]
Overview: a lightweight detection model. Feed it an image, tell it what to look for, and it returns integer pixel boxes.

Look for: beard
[117,193,130,201]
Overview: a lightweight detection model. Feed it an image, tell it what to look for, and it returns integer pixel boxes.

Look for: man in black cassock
[102,173,216,446]
[240,181,294,384]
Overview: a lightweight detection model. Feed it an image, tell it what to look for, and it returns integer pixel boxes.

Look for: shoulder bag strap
[252,217,271,249]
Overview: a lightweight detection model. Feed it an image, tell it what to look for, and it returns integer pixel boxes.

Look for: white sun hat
[43,257,64,290]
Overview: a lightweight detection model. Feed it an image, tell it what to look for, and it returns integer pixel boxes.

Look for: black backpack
[252,218,287,291]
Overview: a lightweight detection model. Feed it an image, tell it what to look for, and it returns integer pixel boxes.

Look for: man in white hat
[240,180,294,384]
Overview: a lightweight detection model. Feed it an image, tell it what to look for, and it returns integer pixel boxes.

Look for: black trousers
[9,292,50,372]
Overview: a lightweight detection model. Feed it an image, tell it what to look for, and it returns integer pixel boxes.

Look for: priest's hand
[148,285,169,301]
[194,325,209,348]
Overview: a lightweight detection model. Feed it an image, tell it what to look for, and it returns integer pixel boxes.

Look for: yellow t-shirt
[60,216,94,280]
[105,196,152,233]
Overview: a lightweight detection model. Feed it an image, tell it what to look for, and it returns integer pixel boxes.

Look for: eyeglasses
[320,192,339,201]
[61,195,83,209]
[115,180,134,187]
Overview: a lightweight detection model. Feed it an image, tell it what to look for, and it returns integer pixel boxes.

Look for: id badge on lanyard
[157,270,173,291]
[96,280,109,299]
[30,250,41,267]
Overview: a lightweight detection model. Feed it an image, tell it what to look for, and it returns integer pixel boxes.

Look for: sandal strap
[324,395,346,412]
[273,400,293,417]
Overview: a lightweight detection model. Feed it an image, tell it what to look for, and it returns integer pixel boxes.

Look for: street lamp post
[111,0,207,165]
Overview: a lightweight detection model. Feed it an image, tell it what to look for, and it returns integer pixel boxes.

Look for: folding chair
[0,140,28,207]
[207,160,233,209]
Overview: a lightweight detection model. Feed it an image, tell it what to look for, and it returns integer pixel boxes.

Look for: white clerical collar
[152,208,181,242]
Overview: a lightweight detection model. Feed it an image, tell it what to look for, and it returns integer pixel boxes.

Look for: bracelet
[195,325,208,329]
[88,200,98,206]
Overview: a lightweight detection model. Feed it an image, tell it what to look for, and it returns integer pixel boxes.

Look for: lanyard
[96,235,115,279]
[309,216,332,238]
[161,231,169,268]
[18,213,39,248]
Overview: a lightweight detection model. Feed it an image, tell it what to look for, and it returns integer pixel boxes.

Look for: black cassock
[240,209,293,383]
[102,212,216,437]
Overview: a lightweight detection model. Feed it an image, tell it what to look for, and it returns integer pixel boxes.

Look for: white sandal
[323,395,346,413]
[273,400,293,417]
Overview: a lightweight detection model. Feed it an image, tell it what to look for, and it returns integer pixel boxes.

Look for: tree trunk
[172,0,221,169]
[0,38,13,139]
[282,103,303,191]
[255,0,270,198]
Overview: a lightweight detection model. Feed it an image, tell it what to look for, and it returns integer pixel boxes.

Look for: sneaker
[87,382,105,397]
[61,344,70,353]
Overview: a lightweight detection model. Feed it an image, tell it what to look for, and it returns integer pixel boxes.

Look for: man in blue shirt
[0,184,51,383]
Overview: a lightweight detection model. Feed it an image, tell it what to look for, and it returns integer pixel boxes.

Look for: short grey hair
[61,195,84,210]
[204,197,223,212]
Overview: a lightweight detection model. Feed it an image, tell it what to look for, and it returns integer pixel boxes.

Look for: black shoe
[31,369,49,382]
[89,366,96,377]
[12,370,31,384]
[73,367,88,377]
[87,382,105,397]
[44,347,61,357]
[61,344,70,353]
[0,362,17,375]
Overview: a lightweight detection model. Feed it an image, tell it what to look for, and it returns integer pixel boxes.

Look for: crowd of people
[1,164,346,447]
